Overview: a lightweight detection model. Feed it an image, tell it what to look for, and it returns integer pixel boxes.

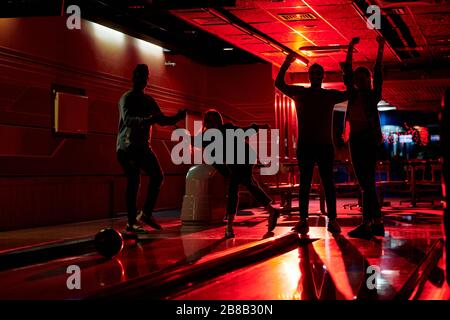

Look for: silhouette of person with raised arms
[343,36,385,240]
[275,38,359,235]
[117,64,186,234]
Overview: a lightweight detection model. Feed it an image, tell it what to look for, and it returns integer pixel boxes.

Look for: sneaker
[223,213,229,223]
[225,226,235,239]
[371,223,385,237]
[327,219,341,234]
[267,207,279,232]
[137,211,162,230]
[126,223,150,235]
[348,223,373,240]
[292,219,309,235]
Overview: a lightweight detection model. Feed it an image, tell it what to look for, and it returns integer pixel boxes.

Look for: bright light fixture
[378,106,397,111]
[91,22,125,45]
[377,100,396,111]
[295,59,307,66]
[135,38,164,56]
[300,50,313,57]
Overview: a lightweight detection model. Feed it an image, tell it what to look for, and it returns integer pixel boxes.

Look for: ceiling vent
[278,12,317,22]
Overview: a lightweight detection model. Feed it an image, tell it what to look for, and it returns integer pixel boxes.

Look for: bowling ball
[94,228,124,258]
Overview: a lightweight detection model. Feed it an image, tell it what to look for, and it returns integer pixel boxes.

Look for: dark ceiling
[1,0,449,111]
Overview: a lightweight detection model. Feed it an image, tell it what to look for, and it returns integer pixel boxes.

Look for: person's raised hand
[349,37,360,46]
[376,35,385,45]
[286,52,297,64]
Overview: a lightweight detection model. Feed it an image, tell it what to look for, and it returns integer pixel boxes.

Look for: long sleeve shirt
[116,90,161,151]
[276,72,352,146]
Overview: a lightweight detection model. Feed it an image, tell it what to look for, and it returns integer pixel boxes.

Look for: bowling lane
[0,225,266,300]
[172,225,444,300]
[1,202,446,299]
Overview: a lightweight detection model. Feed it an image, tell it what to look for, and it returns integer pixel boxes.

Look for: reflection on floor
[0,199,448,300]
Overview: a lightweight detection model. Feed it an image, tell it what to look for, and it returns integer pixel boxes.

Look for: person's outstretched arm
[120,95,186,127]
[230,123,270,131]
[343,37,358,89]
[373,36,385,102]
[119,95,161,127]
[275,53,301,98]
[155,109,187,127]
[334,37,359,104]
[341,37,359,142]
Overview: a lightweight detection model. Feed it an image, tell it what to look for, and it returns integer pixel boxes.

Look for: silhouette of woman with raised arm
[343,36,385,240]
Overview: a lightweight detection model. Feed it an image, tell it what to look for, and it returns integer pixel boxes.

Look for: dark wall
[0,17,275,230]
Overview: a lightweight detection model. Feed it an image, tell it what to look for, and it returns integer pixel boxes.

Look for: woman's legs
[348,133,381,238]
[225,165,275,236]
[238,166,272,208]
[238,165,277,232]
[225,174,240,238]
[350,134,379,223]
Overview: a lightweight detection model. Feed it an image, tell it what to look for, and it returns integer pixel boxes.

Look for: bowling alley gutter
[85,232,314,299]
[0,237,95,271]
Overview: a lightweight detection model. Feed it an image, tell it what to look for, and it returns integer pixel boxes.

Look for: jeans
[349,131,381,222]
[117,146,164,225]
[297,144,336,220]
[224,164,272,215]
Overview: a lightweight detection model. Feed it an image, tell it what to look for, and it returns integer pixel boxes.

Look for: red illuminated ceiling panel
[202,24,246,36]
[172,0,449,111]
[171,0,389,72]
[228,7,274,24]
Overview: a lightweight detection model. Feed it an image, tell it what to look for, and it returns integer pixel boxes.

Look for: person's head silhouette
[354,66,372,90]
[308,63,324,88]
[203,109,223,130]
[132,64,149,91]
